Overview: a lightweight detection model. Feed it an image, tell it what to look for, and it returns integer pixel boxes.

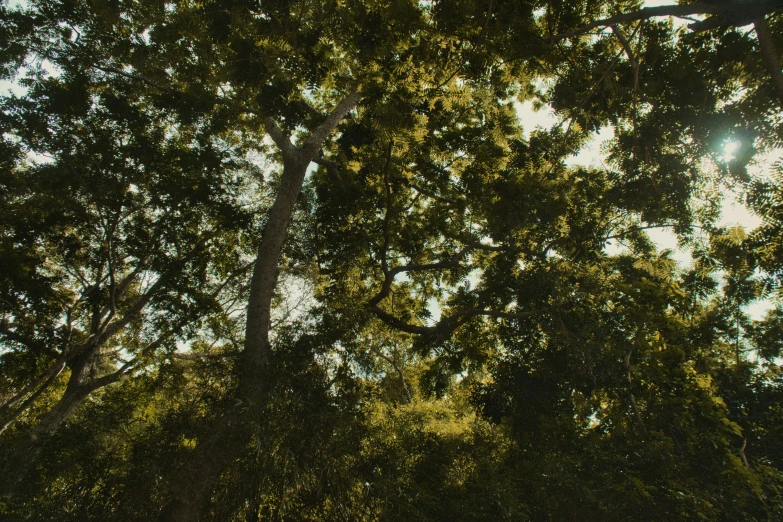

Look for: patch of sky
[426,297,442,323]
[0,72,28,98]
[516,99,557,141]
[565,125,615,170]
[1,49,62,97]
[642,0,703,29]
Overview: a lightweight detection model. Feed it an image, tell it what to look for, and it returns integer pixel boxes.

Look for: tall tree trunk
[158,91,361,521]
[157,407,250,521]
[158,155,310,522]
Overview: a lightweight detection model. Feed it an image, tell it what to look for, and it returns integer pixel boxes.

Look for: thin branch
[477,309,542,320]
[104,218,120,328]
[91,63,168,90]
[391,250,472,274]
[0,364,64,435]
[0,322,52,356]
[466,241,521,253]
[740,439,750,468]
[611,25,639,91]
[86,57,301,156]
[546,27,636,175]
[612,24,695,157]
[114,265,144,301]
[477,0,496,43]
[602,223,708,243]
[86,47,362,171]
[84,233,215,354]
[403,178,459,205]
[81,257,252,396]
[83,334,169,392]
[169,351,237,361]
[93,59,260,120]
[368,245,473,308]
[371,346,412,402]
[379,140,395,278]
[367,226,542,338]
[433,0,496,90]
[62,261,91,292]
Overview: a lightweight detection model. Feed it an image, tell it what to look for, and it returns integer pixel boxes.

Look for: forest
[2,0,783,520]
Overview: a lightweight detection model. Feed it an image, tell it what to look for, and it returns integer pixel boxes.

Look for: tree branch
[554,2,783,42]
[83,334,169,392]
[628,329,650,436]
[602,223,708,243]
[370,303,540,338]
[399,177,459,205]
[0,358,66,435]
[379,140,395,278]
[262,117,293,154]
[753,15,783,104]
[168,351,237,361]
[91,63,169,90]
[313,154,342,183]
[552,4,721,42]
[612,24,640,86]
[371,345,412,402]
[301,90,363,159]
[243,90,364,382]
[82,233,214,355]
[368,245,474,308]
[0,322,52,356]
[740,439,750,467]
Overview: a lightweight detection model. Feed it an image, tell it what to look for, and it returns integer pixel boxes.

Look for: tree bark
[157,152,312,522]
[1,354,93,495]
[754,15,783,104]
[158,91,361,521]
[28,374,92,441]
[0,358,66,435]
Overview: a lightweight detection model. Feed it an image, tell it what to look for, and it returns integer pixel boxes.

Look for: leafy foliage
[2,0,783,520]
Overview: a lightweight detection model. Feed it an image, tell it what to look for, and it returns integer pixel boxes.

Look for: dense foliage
[2,0,783,520]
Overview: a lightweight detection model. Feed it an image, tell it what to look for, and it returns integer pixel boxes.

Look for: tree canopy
[2,0,783,520]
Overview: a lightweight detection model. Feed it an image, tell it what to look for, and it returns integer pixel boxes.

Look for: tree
[0,40,260,490]
[2,0,783,520]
